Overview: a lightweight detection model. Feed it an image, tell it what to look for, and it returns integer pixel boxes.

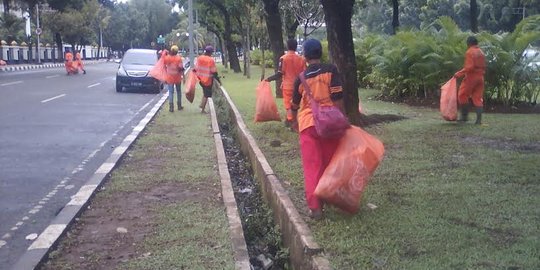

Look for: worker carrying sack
[315,126,385,214]
[440,77,457,121]
[254,80,281,122]
[299,73,350,138]
[184,70,198,103]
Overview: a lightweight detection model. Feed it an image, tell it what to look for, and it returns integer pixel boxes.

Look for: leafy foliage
[359,15,540,105]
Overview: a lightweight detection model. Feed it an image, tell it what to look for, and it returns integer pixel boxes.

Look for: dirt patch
[40,182,215,270]
[461,136,540,153]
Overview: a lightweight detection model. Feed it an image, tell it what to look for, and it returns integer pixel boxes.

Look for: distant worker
[194,45,221,114]
[454,36,486,125]
[163,45,185,112]
[75,51,86,74]
[64,49,74,75]
[266,39,306,127]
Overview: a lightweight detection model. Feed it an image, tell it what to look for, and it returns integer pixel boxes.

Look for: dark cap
[205,45,214,54]
[303,39,322,60]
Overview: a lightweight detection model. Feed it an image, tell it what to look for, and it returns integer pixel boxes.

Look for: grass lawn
[220,66,540,269]
[43,94,236,270]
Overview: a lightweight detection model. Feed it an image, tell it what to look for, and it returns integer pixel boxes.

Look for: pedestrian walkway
[0,60,106,73]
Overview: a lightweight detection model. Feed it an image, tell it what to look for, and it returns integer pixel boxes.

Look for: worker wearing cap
[164,45,185,112]
[194,45,221,113]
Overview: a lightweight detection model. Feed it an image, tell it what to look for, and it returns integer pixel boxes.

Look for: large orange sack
[184,70,198,103]
[440,77,457,121]
[149,56,167,82]
[315,126,385,214]
[254,81,281,122]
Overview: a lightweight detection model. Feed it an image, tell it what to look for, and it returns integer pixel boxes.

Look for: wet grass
[221,67,540,269]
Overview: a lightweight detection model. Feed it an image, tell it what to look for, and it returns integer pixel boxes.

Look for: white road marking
[67,185,98,206]
[41,94,66,103]
[88,83,101,88]
[28,224,67,250]
[1,81,23,86]
[46,75,59,79]
[0,240,6,248]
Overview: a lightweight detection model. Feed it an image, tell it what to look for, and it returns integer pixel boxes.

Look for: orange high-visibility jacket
[195,55,217,87]
[456,45,486,78]
[280,51,306,90]
[65,52,73,62]
[292,63,344,133]
[164,54,184,84]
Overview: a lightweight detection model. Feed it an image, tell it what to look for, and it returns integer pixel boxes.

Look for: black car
[116,49,162,93]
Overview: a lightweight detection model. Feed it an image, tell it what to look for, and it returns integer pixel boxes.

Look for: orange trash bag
[184,70,198,103]
[440,77,457,121]
[149,56,167,82]
[254,80,281,122]
[315,126,385,214]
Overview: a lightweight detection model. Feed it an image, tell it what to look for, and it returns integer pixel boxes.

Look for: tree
[321,0,361,125]
[261,0,284,97]
[391,0,399,34]
[287,0,324,39]
[204,0,242,73]
[470,0,478,32]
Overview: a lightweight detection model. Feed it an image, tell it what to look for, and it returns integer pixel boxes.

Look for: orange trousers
[282,87,294,121]
[458,74,484,107]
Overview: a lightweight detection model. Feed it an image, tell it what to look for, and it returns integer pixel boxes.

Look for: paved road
[0,63,164,268]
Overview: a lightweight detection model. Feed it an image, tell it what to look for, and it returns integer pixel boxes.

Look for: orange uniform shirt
[65,52,73,61]
[195,55,217,87]
[457,45,486,77]
[163,54,184,84]
[279,51,306,90]
[292,63,344,133]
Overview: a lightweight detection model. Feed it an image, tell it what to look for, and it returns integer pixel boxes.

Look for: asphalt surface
[0,63,164,269]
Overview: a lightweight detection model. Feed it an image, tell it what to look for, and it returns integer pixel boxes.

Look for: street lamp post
[188,0,194,65]
[36,4,41,64]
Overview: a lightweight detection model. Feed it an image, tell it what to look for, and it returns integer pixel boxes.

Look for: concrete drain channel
[210,85,331,270]
[220,125,288,269]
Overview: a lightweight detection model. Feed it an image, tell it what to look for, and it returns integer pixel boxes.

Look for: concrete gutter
[208,99,251,270]
[10,93,168,270]
[214,85,332,270]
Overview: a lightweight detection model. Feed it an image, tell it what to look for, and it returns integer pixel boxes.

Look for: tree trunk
[392,0,399,35]
[208,0,241,72]
[3,0,9,15]
[470,0,478,33]
[321,0,362,126]
[287,20,299,40]
[245,17,251,79]
[262,0,284,98]
[55,32,63,61]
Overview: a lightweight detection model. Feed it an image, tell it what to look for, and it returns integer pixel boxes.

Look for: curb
[215,85,332,269]
[10,93,169,270]
[0,60,105,73]
[208,99,251,270]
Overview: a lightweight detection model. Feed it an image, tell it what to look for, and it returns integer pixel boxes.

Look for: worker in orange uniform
[75,51,86,74]
[265,39,306,127]
[194,45,221,114]
[163,45,185,112]
[291,39,346,220]
[454,36,486,125]
[64,49,74,75]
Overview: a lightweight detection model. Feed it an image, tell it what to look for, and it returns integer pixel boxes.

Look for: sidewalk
[0,60,106,73]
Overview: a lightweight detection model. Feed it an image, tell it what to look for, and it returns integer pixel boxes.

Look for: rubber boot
[475,107,483,125]
[458,104,469,122]
[169,103,174,112]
